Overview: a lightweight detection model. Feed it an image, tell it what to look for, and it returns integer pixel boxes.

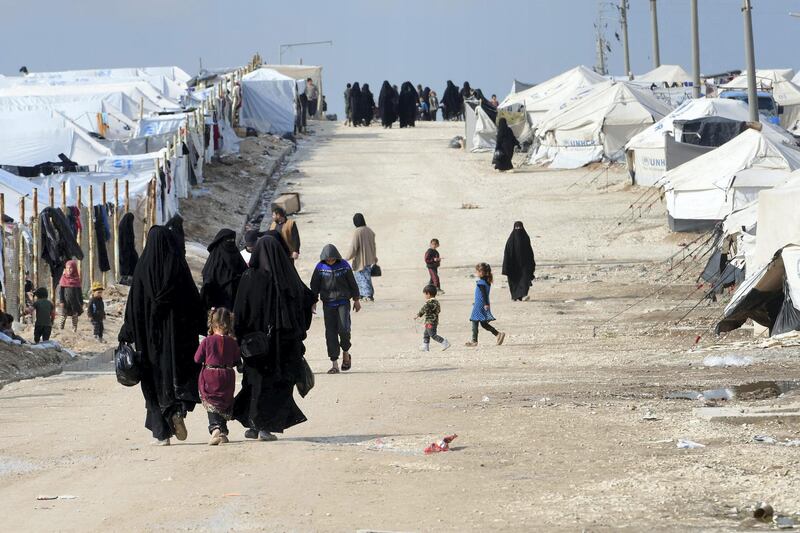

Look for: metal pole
[650,0,661,68]
[620,1,632,79]
[743,0,759,122]
[691,0,701,98]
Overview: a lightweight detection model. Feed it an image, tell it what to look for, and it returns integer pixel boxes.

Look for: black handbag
[114,342,141,387]
[296,357,315,398]
[371,264,382,277]
[240,327,272,359]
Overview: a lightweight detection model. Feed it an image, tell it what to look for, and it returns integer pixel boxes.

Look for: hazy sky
[2,0,800,115]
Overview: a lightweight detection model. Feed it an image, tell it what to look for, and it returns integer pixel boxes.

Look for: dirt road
[2,122,800,532]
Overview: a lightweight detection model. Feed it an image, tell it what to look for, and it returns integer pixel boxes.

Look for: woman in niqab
[441,80,461,121]
[118,225,207,445]
[349,82,363,126]
[502,221,536,301]
[360,83,375,126]
[398,82,418,128]
[233,235,316,441]
[200,228,247,312]
[493,118,520,172]
[378,81,398,128]
[460,81,474,101]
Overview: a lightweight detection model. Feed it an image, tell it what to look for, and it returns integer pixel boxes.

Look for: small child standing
[58,259,83,332]
[32,288,54,343]
[310,244,361,374]
[424,238,444,294]
[415,285,450,351]
[466,263,506,347]
[87,282,106,342]
[194,308,241,446]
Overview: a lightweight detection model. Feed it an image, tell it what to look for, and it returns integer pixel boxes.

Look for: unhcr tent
[636,64,693,86]
[625,98,794,186]
[720,69,795,89]
[262,64,323,118]
[663,128,800,231]
[240,68,296,134]
[529,81,671,169]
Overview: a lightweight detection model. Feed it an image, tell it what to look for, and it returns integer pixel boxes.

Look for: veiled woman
[200,228,247,312]
[398,82,418,128]
[360,83,376,126]
[378,81,398,128]
[441,80,460,120]
[118,225,206,445]
[346,213,378,301]
[493,118,520,172]
[349,82,363,126]
[502,222,536,301]
[233,235,316,441]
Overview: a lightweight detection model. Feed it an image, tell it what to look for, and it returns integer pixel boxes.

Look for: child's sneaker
[464,340,478,347]
[441,339,451,351]
[419,343,430,352]
[496,332,506,346]
[151,438,170,446]
[209,428,223,446]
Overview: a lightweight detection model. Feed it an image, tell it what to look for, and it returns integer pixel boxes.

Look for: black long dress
[200,228,247,312]
[233,236,316,434]
[502,222,536,301]
[441,80,461,120]
[349,82,363,126]
[378,81,398,128]
[494,118,520,171]
[118,226,206,440]
[360,84,375,126]
[398,82,418,128]
[118,212,139,278]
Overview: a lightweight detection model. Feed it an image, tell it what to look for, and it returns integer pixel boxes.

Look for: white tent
[625,98,795,186]
[499,65,606,128]
[751,179,800,272]
[463,103,497,152]
[636,65,693,85]
[0,110,112,166]
[529,81,672,169]
[240,68,296,134]
[262,64,323,118]
[720,69,795,90]
[663,128,800,231]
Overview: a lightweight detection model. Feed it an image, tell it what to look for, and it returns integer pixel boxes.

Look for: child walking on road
[58,260,83,332]
[87,282,106,342]
[194,308,241,446]
[465,263,506,347]
[310,244,361,374]
[32,287,54,343]
[416,285,450,351]
[425,238,444,294]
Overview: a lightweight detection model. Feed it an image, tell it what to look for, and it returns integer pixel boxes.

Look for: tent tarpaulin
[752,180,800,273]
[720,69,795,90]
[635,64,693,85]
[262,64,323,118]
[529,81,671,169]
[240,68,296,134]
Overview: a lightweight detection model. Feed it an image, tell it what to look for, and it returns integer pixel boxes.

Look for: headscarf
[461,81,473,99]
[320,243,343,261]
[502,221,536,282]
[59,259,81,288]
[353,213,366,228]
[201,229,247,310]
[165,215,186,255]
[442,80,461,119]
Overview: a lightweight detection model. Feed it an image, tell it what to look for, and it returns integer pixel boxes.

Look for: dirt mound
[0,342,69,389]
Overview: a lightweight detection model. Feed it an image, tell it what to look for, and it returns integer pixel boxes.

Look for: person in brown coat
[346,213,377,301]
[269,206,300,260]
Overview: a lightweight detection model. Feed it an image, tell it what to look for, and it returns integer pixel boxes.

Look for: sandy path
[2,122,800,532]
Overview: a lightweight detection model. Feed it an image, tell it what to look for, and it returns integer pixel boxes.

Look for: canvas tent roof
[636,64,692,85]
[0,110,112,166]
[529,81,671,168]
[240,68,296,134]
[25,66,191,84]
[720,69,795,89]
[499,65,606,117]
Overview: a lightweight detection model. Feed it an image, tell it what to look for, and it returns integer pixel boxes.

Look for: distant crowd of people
[343,80,500,128]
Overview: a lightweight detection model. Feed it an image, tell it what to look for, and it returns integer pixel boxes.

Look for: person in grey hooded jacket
[310,244,361,373]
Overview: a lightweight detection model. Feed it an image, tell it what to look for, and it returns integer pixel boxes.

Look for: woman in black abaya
[119,226,206,445]
[398,82,418,128]
[441,80,460,120]
[502,221,536,301]
[360,83,376,126]
[349,82,363,126]
[378,81,398,128]
[200,228,247,312]
[493,118,520,172]
[233,235,316,441]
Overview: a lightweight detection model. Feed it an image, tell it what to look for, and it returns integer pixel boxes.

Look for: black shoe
[244,429,258,440]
